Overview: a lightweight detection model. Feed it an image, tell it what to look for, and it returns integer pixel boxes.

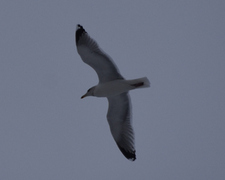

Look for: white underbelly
[94,80,133,97]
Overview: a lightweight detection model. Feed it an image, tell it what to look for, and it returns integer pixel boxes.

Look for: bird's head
[81,86,95,99]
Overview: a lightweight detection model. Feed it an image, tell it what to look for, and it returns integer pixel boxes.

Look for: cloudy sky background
[1,1,225,179]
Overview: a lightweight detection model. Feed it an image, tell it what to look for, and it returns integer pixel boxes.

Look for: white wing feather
[76,25,124,83]
[107,93,136,161]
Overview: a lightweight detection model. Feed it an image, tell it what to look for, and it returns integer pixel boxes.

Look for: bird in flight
[75,24,150,161]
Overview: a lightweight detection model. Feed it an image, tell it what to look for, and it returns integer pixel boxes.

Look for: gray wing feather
[107,92,136,161]
[76,25,124,83]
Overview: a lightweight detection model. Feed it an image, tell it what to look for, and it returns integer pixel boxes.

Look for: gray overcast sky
[1,1,225,179]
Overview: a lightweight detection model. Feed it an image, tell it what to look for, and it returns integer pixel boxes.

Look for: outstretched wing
[107,92,136,161]
[75,24,124,83]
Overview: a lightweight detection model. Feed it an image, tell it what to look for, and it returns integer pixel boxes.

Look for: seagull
[75,24,150,161]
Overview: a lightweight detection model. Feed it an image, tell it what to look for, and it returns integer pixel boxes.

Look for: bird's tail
[129,77,150,89]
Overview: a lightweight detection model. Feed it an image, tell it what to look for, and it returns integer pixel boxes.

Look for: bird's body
[75,24,150,161]
[89,78,149,97]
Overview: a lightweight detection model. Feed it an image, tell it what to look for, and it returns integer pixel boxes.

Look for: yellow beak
[81,94,87,99]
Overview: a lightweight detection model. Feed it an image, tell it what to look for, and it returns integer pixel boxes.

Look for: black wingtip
[76,24,86,44]
[118,145,136,161]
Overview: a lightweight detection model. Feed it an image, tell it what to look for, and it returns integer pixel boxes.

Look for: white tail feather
[128,77,150,89]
